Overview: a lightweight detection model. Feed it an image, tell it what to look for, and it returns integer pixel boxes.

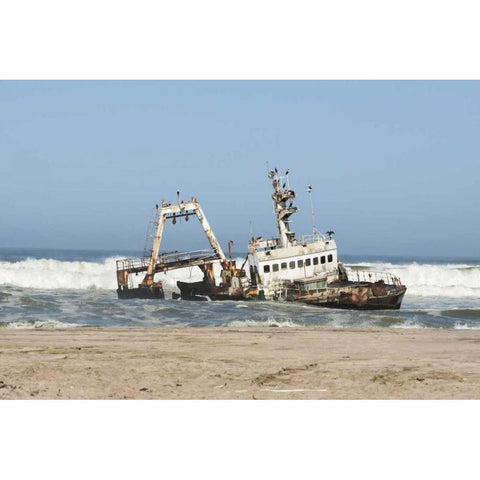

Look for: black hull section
[176,281,247,301]
[172,290,211,301]
[117,286,165,300]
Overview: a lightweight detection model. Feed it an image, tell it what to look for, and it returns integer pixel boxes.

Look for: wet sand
[1,327,480,399]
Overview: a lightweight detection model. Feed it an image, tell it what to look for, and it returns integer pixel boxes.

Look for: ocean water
[0,248,479,329]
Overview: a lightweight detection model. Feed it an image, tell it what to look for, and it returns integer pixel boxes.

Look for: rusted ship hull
[291,283,407,310]
[176,278,406,310]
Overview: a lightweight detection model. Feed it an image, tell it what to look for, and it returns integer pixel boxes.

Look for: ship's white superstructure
[247,169,339,299]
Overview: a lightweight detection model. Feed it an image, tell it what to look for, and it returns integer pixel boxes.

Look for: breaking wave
[349,262,480,298]
[0,257,479,298]
[0,256,243,292]
[0,257,119,290]
[0,256,242,292]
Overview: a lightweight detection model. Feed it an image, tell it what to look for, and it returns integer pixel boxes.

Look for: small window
[289,261,295,269]
[281,262,287,270]
[272,264,279,272]
[305,258,311,267]
[313,257,319,266]
[328,254,333,263]
[321,256,326,264]
[297,259,303,268]
[263,265,270,273]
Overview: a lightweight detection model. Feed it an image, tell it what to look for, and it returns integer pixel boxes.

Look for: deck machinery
[116,195,250,300]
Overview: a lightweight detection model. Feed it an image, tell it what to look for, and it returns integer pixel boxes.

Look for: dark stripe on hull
[117,286,165,299]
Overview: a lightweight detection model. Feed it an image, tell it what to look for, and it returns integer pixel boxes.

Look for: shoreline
[1,326,480,399]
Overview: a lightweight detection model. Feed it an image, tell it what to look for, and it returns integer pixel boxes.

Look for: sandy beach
[1,327,480,399]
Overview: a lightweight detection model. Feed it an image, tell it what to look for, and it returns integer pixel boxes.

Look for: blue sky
[0,81,479,257]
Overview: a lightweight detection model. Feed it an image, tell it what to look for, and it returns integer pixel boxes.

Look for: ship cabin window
[321,256,326,264]
[289,261,295,269]
[297,259,304,268]
[281,262,287,270]
[263,265,270,273]
[272,264,279,272]
[313,257,319,266]
[328,254,333,263]
[305,258,311,267]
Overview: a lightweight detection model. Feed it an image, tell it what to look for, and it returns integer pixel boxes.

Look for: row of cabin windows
[263,254,333,273]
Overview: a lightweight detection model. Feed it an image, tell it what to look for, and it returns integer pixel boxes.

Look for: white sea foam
[0,257,119,290]
[227,317,299,328]
[0,256,246,292]
[1,256,479,299]
[349,262,480,298]
[453,322,480,330]
[1,319,84,329]
[390,320,428,329]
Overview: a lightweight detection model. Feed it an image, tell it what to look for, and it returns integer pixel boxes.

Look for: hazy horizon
[1,245,480,262]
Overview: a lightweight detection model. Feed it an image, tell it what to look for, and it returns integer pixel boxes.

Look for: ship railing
[298,233,328,245]
[116,258,149,272]
[249,237,279,251]
[345,268,402,287]
[158,249,217,264]
[116,249,218,272]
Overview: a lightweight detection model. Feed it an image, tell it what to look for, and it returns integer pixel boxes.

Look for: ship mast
[268,169,297,248]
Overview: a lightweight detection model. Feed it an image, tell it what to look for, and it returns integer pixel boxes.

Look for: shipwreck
[116,170,406,309]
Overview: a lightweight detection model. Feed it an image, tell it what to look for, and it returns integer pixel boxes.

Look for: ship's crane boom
[120,196,227,288]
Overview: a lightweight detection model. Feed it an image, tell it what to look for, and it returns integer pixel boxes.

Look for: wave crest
[353,262,480,298]
[1,257,479,298]
[0,257,119,290]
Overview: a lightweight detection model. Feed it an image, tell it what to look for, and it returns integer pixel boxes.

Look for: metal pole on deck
[307,185,318,236]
